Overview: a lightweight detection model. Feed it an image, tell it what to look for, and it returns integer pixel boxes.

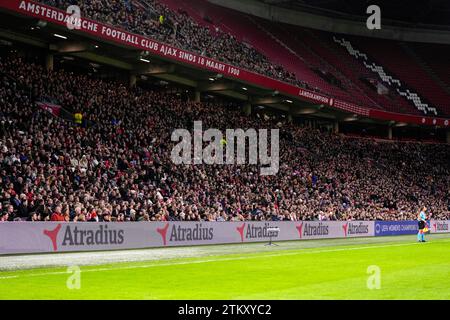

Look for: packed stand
[0,55,449,223]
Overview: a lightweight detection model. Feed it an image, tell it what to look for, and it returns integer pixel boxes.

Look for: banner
[0,0,448,127]
[430,220,450,234]
[37,101,61,117]
[375,220,421,236]
[375,220,450,236]
[0,221,374,255]
[294,220,373,240]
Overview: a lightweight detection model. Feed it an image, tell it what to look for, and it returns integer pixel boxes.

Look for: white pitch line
[0,240,440,280]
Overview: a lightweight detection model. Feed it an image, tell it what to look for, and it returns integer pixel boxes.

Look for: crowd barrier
[1,221,373,254]
[375,220,450,236]
[1,220,448,255]
[374,220,422,236]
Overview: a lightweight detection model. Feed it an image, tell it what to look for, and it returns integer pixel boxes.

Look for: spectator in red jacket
[50,206,65,222]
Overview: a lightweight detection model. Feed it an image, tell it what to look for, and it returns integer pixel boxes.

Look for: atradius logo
[157,223,214,246]
[43,224,124,251]
[296,222,329,238]
[343,222,369,237]
[236,223,280,242]
[433,221,449,232]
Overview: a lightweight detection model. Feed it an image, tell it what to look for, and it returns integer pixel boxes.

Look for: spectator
[50,206,65,222]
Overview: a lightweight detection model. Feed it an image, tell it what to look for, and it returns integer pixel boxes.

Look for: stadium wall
[374,220,450,236]
[0,0,449,127]
[374,220,421,236]
[1,221,448,255]
[0,221,375,255]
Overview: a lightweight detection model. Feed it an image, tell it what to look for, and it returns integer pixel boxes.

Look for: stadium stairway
[301,28,418,115]
[350,36,450,116]
[334,36,439,115]
[254,19,383,109]
[131,0,450,117]
[406,43,450,95]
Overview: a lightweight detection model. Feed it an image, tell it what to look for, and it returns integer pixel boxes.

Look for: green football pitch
[1,234,449,299]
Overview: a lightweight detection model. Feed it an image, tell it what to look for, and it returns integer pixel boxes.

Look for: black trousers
[418,220,425,230]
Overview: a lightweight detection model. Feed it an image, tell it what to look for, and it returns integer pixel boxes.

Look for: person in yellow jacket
[74,112,83,126]
[220,138,227,146]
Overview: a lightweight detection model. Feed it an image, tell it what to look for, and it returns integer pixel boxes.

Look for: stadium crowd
[37,0,317,92]
[0,54,449,223]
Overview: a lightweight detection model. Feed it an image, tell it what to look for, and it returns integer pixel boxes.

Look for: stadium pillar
[45,54,53,71]
[244,102,251,116]
[388,126,393,140]
[333,121,339,134]
[194,91,201,103]
[287,105,293,122]
[129,74,137,88]
[287,114,293,123]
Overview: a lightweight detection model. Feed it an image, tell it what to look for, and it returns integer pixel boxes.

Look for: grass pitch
[1,234,449,299]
